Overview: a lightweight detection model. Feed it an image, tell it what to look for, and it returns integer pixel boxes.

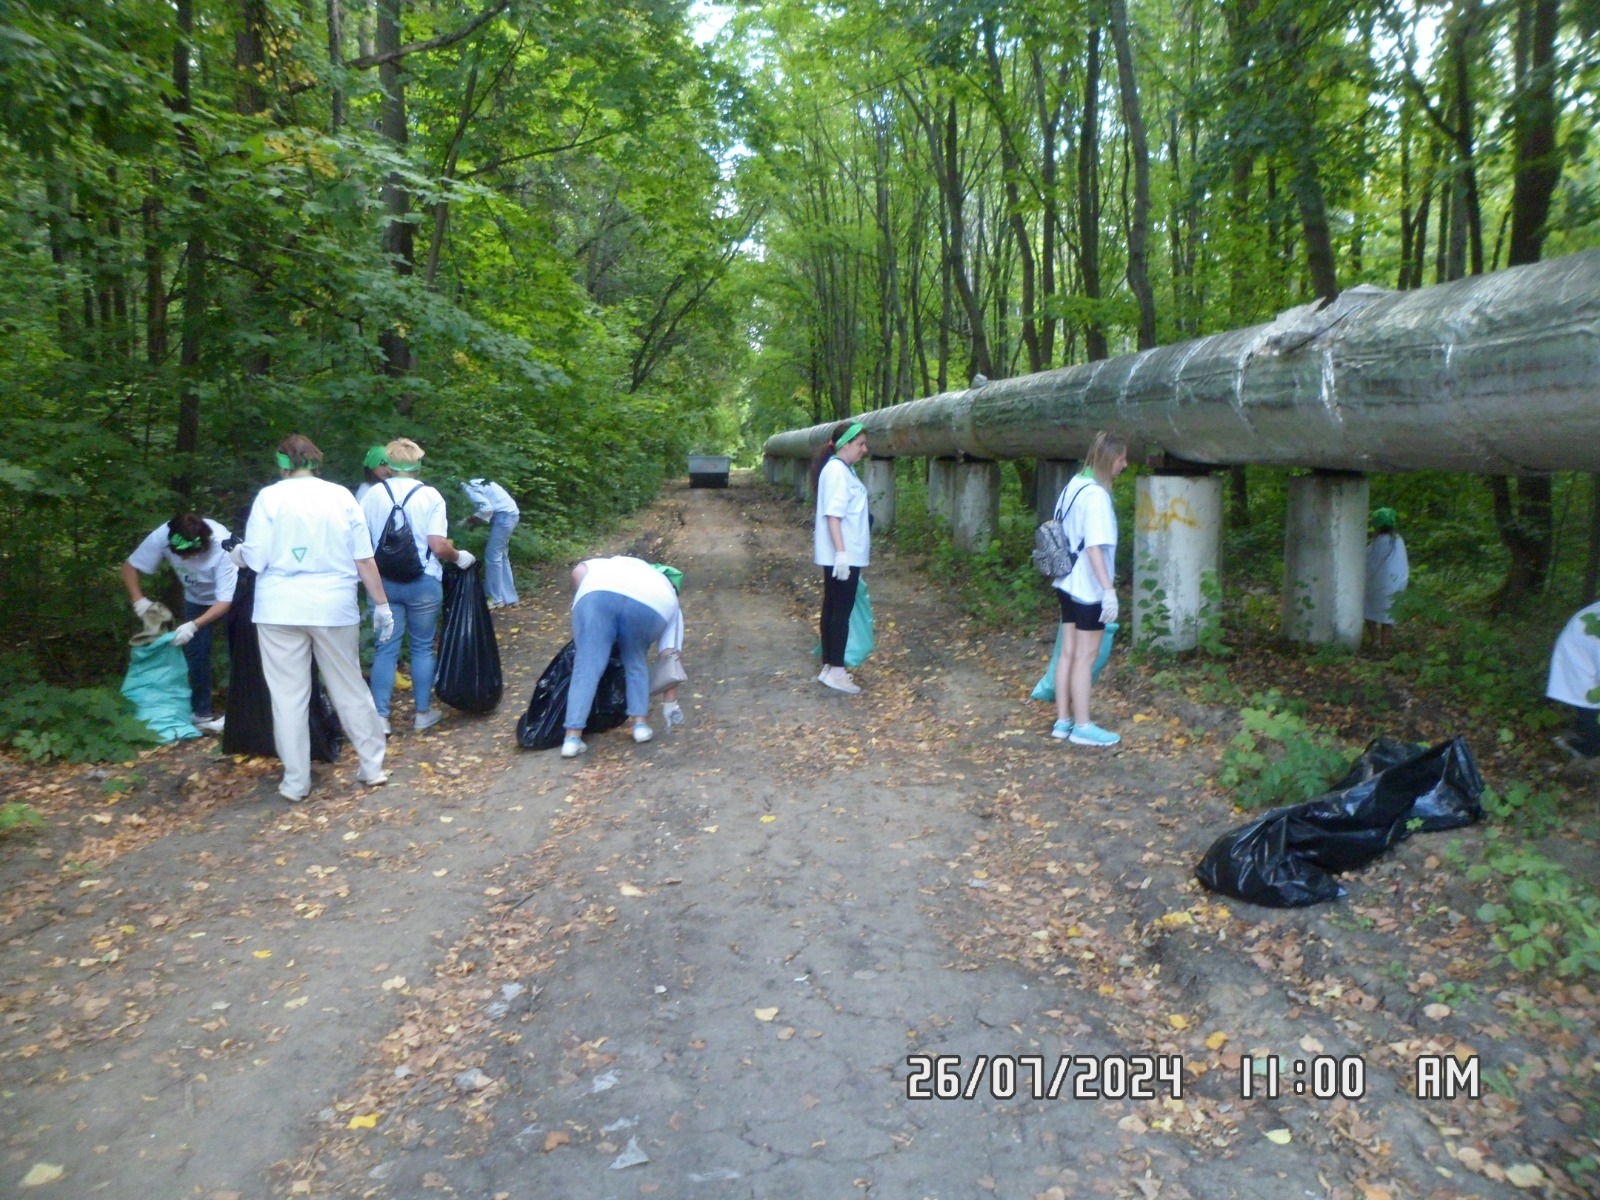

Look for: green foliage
[1469,835,1600,977]
[0,802,44,839]
[0,654,156,763]
[1479,780,1563,838]
[1196,568,1230,657]
[1217,693,1351,810]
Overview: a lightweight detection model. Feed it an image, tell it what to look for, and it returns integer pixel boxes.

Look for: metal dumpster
[687,454,731,488]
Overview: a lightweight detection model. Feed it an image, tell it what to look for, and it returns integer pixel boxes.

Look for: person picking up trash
[1547,599,1600,763]
[241,434,393,802]
[360,438,475,734]
[559,556,683,758]
[120,512,238,733]
[1363,506,1409,652]
[460,476,521,608]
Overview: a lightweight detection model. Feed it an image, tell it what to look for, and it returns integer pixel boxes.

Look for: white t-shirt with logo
[813,458,871,567]
[126,518,238,606]
[1547,601,1600,709]
[361,477,449,581]
[243,477,375,626]
[1052,475,1116,603]
[573,556,683,653]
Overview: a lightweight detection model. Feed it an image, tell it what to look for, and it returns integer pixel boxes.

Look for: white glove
[373,603,396,645]
[227,544,246,569]
[1100,590,1119,625]
[172,621,198,647]
[831,550,851,582]
[132,597,154,617]
[661,700,684,728]
[454,550,476,571]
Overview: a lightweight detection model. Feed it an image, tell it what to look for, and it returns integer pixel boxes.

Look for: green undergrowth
[0,654,156,765]
[1215,691,1351,811]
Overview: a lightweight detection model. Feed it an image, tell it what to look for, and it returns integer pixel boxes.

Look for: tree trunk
[1077,26,1106,362]
[328,0,346,130]
[1109,0,1155,350]
[1584,474,1600,603]
[173,0,206,495]
[377,0,414,395]
[983,18,1038,375]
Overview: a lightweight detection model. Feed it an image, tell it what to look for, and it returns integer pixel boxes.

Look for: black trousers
[1563,703,1600,756]
[819,567,861,667]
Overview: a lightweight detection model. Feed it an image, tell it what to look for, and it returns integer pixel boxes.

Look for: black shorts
[1056,589,1105,632]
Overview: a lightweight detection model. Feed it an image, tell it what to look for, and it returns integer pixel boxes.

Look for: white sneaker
[414,708,442,732]
[195,715,225,734]
[560,735,587,758]
[820,671,861,695]
[633,723,654,744]
[357,771,388,788]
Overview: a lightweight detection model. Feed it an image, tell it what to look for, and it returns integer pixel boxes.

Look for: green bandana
[389,462,419,473]
[168,531,203,552]
[836,422,865,448]
[276,451,294,470]
[652,562,684,591]
[1372,506,1398,530]
[363,446,389,470]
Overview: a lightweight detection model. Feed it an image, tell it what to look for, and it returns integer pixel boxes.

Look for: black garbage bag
[516,640,630,750]
[435,561,503,714]
[1195,736,1484,907]
[221,567,343,762]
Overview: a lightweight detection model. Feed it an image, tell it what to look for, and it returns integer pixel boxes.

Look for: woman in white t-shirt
[242,434,394,802]
[1049,431,1128,747]
[120,512,238,730]
[560,556,683,758]
[1547,600,1600,760]
[1362,507,1409,651]
[360,439,475,734]
[810,420,871,694]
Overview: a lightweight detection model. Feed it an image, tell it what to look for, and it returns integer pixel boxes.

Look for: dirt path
[1,474,1594,1199]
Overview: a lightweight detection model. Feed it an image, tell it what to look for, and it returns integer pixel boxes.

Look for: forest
[2,0,1598,692]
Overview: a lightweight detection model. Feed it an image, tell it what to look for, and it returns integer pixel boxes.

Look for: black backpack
[373,480,426,582]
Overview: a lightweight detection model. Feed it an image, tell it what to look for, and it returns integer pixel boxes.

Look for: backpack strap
[380,479,431,560]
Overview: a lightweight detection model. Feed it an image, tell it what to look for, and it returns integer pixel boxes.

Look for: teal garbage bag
[812,579,875,669]
[1030,622,1118,702]
[122,634,201,744]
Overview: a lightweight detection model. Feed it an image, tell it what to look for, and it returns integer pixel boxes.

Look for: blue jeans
[183,599,218,717]
[369,573,444,717]
[565,592,667,730]
[485,511,520,604]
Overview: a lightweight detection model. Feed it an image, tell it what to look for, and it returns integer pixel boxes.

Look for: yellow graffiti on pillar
[1137,492,1201,533]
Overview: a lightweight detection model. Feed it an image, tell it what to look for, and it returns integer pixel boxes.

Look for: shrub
[0,679,158,764]
[1217,693,1351,810]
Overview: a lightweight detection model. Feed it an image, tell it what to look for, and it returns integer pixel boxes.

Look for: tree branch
[344,0,508,70]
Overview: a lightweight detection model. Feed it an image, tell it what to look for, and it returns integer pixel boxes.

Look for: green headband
[835,422,865,449]
[168,531,203,552]
[276,451,317,472]
[389,461,419,473]
[363,446,389,469]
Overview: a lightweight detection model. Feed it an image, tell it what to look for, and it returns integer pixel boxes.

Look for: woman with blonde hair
[359,437,475,733]
[1049,431,1128,747]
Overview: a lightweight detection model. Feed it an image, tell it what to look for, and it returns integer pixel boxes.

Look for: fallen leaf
[1167,1014,1189,1030]
[1205,1031,1229,1051]
[432,869,449,878]
[1117,1114,1148,1133]
[543,1131,570,1152]
[381,976,407,991]
[701,825,718,833]
[347,1113,378,1129]
[1265,1129,1292,1145]
[252,950,272,959]
[20,1163,64,1187]
[1423,1003,1451,1020]
[1298,1035,1324,1054]
[618,884,645,898]
[284,996,308,1009]
[1358,1185,1393,1200]
[759,815,776,824]
[753,1007,779,1022]
[1505,1164,1545,1188]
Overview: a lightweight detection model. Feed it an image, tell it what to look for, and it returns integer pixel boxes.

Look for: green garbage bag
[1030,622,1117,702]
[122,634,201,744]
[813,579,875,669]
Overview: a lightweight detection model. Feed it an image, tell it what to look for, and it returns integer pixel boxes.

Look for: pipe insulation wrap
[763,250,1600,474]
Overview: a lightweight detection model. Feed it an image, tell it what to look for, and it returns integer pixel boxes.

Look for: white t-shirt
[1363,533,1410,623]
[361,477,449,581]
[574,556,683,653]
[243,477,375,626]
[1547,601,1600,709]
[1052,475,1116,602]
[813,458,871,567]
[126,518,238,606]
[461,479,519,520]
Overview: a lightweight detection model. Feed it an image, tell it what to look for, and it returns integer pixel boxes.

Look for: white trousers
[257,623,386,797]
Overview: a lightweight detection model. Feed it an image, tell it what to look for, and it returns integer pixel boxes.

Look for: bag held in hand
[435,560,503,713]
[649,651,687,695]
[373,480,425,582]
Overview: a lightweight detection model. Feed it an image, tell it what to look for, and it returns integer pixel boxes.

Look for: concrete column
[1282,472,1369,648]
[1132,474,1224,651]
[793,458,812,504]
[1035,460,1080,523]
[927,457,958,525]
[951,460,1000,551]
[863,457,896,533]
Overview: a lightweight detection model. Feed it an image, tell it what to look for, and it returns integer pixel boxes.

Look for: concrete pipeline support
[762,251,1600,475]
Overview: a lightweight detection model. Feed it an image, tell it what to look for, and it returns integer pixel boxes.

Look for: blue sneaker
[1051,719,1073,740]
[1069,722,1121,747]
